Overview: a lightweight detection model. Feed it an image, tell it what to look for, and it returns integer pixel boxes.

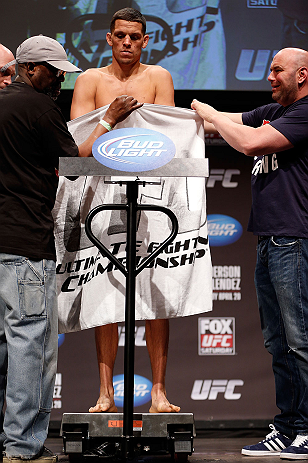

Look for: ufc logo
[191,379,243,400]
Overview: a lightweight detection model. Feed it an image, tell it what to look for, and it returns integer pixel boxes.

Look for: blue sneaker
[280,435,308,460]
[241,424,293,456]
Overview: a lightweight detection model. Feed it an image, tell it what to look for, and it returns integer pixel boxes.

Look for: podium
[59,157,209,461]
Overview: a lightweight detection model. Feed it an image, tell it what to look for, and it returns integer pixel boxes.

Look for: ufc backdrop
[51,138,278,426]
[2,0,285,91]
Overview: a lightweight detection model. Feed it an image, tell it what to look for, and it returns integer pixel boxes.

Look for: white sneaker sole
[280,454,308,460]
[241,449,282,456]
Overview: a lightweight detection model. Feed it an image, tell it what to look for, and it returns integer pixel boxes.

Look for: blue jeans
[0,254,58,458]
[255,237,308,438]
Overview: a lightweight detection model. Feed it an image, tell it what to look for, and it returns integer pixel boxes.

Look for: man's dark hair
[110,8,146,35]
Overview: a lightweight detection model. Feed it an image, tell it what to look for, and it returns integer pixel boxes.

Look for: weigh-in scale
[58,129,209,461]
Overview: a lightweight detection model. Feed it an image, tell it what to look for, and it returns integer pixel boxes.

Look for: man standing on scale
[70,7,180,415]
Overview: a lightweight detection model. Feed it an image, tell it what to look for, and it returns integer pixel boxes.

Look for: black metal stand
[59,157,209,461]
[85,180,178,459]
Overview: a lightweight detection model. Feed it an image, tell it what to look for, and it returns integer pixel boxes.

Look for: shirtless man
[70,7,180,415]
[0,44,15,89]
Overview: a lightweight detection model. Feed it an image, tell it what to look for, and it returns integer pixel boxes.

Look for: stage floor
[46,433,281,463]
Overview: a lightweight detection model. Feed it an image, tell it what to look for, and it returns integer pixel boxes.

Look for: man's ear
[27,62,36,75]
[106,32,112,47]
[142,34,150,49]
[298,66,308,84]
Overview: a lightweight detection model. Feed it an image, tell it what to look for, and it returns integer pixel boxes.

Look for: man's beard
[271,80,298,106]
[44,81,61,100]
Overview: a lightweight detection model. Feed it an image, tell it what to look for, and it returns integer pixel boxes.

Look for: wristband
[99,119,113,131]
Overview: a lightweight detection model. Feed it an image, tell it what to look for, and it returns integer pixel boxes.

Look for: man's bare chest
[95,79,156,107]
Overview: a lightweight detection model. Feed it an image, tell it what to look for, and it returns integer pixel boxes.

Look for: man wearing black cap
[0,35,141,463]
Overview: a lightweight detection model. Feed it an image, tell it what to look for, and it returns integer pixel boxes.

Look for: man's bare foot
[89,397,118,413]
[149,392,180,413]
[149,402,181,413]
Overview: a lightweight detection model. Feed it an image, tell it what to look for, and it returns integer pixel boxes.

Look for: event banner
[2,0,287,90]
[53,104,212,333]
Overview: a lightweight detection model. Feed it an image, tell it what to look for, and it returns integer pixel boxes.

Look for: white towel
[53,104,212,333]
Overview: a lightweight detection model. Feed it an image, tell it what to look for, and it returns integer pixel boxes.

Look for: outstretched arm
[191,99,293,157]
[191,99,242,133]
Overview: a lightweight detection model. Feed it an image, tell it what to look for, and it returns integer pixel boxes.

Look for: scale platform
[61,412,195,460]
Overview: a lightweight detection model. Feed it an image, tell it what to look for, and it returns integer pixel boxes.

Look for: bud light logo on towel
[113,374,152,408]
[208,214,243,246]
[92,128,176,172]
